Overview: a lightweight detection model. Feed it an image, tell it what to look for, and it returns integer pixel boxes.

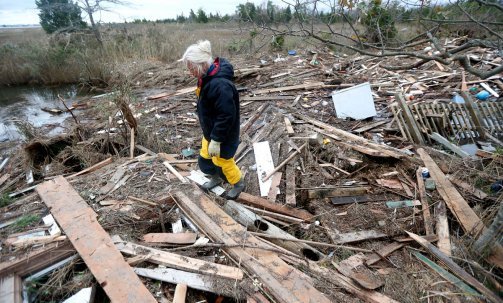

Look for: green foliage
[13,214,40,231]
[36,0,86,34]
[270,35,285,50]
[0,193,13,207]
[361,0,397,44]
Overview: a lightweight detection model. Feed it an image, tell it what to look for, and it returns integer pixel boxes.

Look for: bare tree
[254,0,502,79]
[76,0,127,45]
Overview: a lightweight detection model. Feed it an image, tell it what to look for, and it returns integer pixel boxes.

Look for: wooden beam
[396,93,425,144]
[406,231,500,303]
[285,163,296,207]
[461,92,486,139]
[435,201,451,256]
[429,132,470,158]
[142,233,197,244]
[307,187,368,199]
[415,168,434,236]
[333,253,383,290]
[114,239,243,280]
[173,186,332,303]
[284,117,295,135]
[365,242,404,266]
[253,82,326,95]
[267,172,282,202]
[282,255,399,303]
[263,143,306,182]
[163,161,187,183]
[331,230,388,244]
[0,275,22,303]
[36,176,157,303]
[411,250,479,297]
[237,192,313,222]
[173,283,187,303]
[135,268,245,299]
[67,157,112,179]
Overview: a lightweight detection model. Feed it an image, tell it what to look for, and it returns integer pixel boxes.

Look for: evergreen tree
[197,8,209,23]
[36,0,86,34]
[189,9,197,22]
[284,6,292,23]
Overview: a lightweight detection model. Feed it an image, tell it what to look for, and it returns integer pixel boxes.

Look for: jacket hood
[204,57,234,81]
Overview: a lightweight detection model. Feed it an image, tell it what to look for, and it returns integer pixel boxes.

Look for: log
[36,176,157,303]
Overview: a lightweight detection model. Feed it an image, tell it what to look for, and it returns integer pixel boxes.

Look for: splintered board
[36,176,156,303]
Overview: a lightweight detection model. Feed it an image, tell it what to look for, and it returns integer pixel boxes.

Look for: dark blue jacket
[197,58,240,147]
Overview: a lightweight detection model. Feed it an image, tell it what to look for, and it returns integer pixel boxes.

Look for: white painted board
[187,170,225,196]
[253,141,275,197]
[62,287,93,303]
[332,82,376,120]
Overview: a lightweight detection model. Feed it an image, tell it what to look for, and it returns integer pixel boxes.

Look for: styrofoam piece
[332,82,377,120]
[62,287,93,303]
[42,214,61,236]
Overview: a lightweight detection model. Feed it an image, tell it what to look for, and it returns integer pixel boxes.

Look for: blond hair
[179,40,213,75]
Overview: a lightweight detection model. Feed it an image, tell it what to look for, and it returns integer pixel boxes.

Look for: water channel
[0,85,79,142]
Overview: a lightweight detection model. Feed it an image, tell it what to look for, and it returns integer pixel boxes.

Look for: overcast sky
[0,0,288,25]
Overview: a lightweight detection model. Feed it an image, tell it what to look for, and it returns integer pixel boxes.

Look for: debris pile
[0,40,502,302]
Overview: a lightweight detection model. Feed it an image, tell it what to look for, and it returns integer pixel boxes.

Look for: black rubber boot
[226,179,245,200]
[202,174,223,190]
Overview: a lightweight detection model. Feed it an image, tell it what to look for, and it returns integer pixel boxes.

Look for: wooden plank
[282,255,399,303]
[173,186,332,303]
[396,93,425,144]
[36,176,157,303]
[237,192,313,222]
[158,153,191,171]
[243,205,304,224]
[461,92,486,139]
[284,117,295,135]
[68,157,112,179]
[308,187,368,199]
[0,241,75,278]
[285,163,296,206]
[142,233,197,244]
[135,268,244,299]
[253,82,326,95]
[418,149,484,235]
[163,161,188,183]
[0,174,10,187]
[296,113,407,159]
[406,231,500,303]
[411,250,479,297]
[436,201,451,256]
[114,239,243,280]
[267,172,282,202]
[332,230,387,244]
[480,82,499,98]
[173,283,187,303]
[353,120,387,133]
[240,95,295,102]
[365,242,404,266]
[429,132,470,158]
[99,166,126,194]
[253,141,275,196]
[0,275,22,303]
[416,168,434,236]
[263,143,306,181]
[333,253,383,290]
[447,176,488,200]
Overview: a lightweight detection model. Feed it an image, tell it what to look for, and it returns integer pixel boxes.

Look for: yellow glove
[208,140,221,157]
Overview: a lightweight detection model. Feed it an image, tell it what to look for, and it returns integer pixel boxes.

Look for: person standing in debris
[178,40,245,199]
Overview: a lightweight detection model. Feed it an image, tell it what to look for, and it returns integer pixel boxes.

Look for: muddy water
[0,85,79,142]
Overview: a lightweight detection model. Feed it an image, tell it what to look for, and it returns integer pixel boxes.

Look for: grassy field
[0,21,419,87]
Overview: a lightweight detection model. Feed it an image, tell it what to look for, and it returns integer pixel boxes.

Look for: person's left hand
[208,140,221,157]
